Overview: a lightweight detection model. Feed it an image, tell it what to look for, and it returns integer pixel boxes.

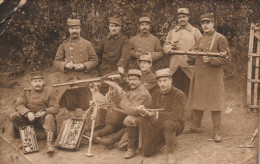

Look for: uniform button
[208,42,211,44]
[80,50,83,52]
[71,56,73,57]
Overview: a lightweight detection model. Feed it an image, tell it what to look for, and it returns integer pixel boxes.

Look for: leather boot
[96,137,115,150]
[46,131,55,154]
[165,132,177,164]
[214,128,222,142]
[124,127,137,159]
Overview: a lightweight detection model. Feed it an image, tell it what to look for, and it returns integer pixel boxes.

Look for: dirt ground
[0,70,258,164]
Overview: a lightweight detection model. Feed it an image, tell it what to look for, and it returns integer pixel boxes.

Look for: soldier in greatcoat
[185,13,231,142]
[129,17,163,70]
[123,68,185,164]
[54,18,98,112]
[9,71,60,154]
[163,8,202,98]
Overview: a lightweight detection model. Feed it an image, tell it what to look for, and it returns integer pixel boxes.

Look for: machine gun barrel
[53,72,122,87]
[169,50,228,58]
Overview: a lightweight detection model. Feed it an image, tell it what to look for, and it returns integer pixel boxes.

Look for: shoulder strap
[209,32,217,52]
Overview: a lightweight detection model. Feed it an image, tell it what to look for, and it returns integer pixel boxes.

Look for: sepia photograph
[0,0,259,163]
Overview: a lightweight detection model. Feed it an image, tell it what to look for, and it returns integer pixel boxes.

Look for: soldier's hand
[35,110,47,118]
[26,112,35,122]
[118,67,124,74]
[202,56,210,63]
[74,64,85,70]
[65,61,74,69]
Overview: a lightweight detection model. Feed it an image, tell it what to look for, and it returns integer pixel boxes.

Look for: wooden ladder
[247,23,260,111]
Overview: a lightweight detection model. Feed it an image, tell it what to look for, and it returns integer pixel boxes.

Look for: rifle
[169,50,229,59]
[52,72,123,89]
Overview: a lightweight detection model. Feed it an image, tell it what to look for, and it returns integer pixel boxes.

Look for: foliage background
[0,0,259,80]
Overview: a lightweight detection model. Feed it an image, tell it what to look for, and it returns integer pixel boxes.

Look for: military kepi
[139,17,151,23]
[138,54,152,63]
[31,71,44,80]
[200,13,214,22]
[177,8,189,15]
[109,17,122,26]
[127,69,142,77]
[67,18,81,27]
[156,68,171,79]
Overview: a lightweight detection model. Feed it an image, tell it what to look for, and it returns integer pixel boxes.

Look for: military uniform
[186,13,231,142]
[10,87,59,132]
[9,71,59,153]
[96,70,152,150]
[129,17,163,69]
[53,18,96,111]
[163,8,202,98]
[124,68,185,162]
[97,18,130,76]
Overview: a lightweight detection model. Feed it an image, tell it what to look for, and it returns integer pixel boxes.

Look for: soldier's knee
[45,114,55,122]
[123,116,136,127]
[9,112,21,121]
[163,120,177,131]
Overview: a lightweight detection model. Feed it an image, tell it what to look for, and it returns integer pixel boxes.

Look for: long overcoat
[187,30,231,111]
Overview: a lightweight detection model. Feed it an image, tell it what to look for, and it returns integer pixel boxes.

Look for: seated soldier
[124,68,185,164]
[94,69,152,150]
[9,71,60,154]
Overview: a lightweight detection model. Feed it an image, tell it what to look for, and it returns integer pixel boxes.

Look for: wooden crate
[247,23,260,111]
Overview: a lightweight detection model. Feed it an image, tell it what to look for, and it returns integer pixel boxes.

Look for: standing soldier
[129,17,163,70]
[123,68,185,164]
[97,17,130,76]
[185,13,231,142]
[54,18,98,111]
[9,71,59,154]
[163,8,202,97]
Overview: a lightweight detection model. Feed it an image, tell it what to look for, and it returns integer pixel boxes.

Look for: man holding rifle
[185,13,231,142]
[123,68,185,164]
[163,8,202,98]
[9,71,59,154]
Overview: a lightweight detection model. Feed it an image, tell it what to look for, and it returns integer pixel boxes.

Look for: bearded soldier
[9,71,59,154]
[185,13,231,142]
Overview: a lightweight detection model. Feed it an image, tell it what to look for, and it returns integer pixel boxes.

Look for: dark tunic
[138,86,185,150]
[187,30,231,111]
[97,33,130,76]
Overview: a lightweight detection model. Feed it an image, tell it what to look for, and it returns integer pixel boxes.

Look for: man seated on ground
[123,68,185,164]
[9,71,59,154]
[94,69,152,150]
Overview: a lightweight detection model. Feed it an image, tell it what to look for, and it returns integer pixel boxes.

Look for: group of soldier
[8,7,230,164]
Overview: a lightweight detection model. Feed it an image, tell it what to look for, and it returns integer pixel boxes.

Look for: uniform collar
[204,29,215,36]
[175,23,192,32]
[107,32,121,39]
[140,31,150,37]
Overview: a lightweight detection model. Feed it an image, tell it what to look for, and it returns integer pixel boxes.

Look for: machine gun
[52,72,123,89]
[169,50,229,59]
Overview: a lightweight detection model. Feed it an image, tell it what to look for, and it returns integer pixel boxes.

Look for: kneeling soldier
[124,68,185,164]
[9,71,59,154]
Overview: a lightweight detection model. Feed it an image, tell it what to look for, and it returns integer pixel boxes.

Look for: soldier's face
[138,61,152,72]
[157,77,172,93]
[139,22,150,34]
[69,26,81,39]
[31,79,45,91]
[177,14,189,26]
[201,20,214,33]
[109,23,121,35]
[127,75,141,90]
